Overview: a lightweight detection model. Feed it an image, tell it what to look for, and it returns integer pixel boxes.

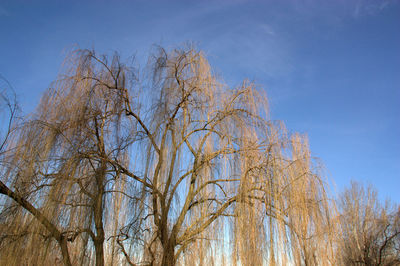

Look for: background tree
[0,46,337,265]
[337,182,400,265]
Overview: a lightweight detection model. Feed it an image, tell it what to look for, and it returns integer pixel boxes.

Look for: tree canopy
[0,46,398,266]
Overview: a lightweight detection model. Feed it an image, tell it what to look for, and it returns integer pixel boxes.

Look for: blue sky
[1,0,399,202]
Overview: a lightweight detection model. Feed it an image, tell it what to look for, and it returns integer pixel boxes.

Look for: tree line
[0,46,399,265]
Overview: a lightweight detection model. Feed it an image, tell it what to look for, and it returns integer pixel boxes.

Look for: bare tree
[337,182,400,266]
[0,46,336,265]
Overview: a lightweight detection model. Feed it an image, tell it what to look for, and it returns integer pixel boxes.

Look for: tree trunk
[93,162,106,266]
[59,237,72,266]
[93,198,105,266]
[94,240,105,266]
[161,240,176,266]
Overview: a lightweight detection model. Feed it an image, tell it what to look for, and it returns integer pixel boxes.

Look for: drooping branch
[0,180,72,266]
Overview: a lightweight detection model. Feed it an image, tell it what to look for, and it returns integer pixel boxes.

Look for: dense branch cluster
[0,46,398,265]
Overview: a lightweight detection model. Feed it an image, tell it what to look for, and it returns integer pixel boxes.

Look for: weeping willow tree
[0,46,336,265]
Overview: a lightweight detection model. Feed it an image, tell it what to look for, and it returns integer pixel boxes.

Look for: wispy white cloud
[353,0,396,18]
[260,24,275,36]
